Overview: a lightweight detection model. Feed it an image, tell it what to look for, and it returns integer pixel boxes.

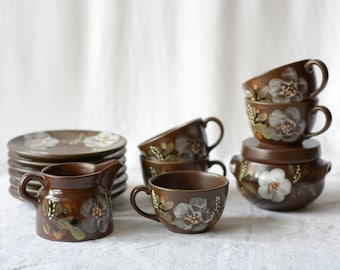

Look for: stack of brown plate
[7,130,128,201]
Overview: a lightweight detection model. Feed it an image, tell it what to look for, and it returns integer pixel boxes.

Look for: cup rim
[242,58,319,88]
[138,118,202,149]
[245,98,318,106]
[140,155,210,165]
[148,170,229,192]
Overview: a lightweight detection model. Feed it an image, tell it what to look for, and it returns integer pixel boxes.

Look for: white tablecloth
[1,162,340,270]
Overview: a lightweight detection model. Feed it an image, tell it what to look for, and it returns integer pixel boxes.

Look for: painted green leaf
[254,123,271,139]
[159,211,174,225]
[57,216,75,230]
[240,181,261,199]
[256,112,268,122]
[70,227,86,241]
[257,86,269,100]
[42,220,51,235]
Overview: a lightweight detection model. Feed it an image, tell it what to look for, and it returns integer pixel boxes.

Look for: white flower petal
[189,197,207,211]
[282,67,297,81]
[173,203,190,218]
[284,107,301,123]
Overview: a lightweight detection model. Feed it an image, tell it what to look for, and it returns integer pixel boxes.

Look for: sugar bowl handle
[18,172,48,208]
[130,185,160,222]
[203,117,224,153]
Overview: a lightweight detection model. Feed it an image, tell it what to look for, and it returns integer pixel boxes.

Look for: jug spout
[95,159,123,191]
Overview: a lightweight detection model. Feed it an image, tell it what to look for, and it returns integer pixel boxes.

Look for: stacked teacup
[230,59,332,211]
[138,117,226,184]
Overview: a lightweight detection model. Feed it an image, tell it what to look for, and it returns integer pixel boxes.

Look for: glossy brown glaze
[140,156,227,184]
[242,59,328,102]
[229,140,331,211]
[18,159,123,242]
[130,171,229,234]
[138,117,224,162]
[245,99,332,145]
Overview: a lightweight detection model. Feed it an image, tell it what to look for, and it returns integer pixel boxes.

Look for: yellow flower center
[185,213,200,224]
[268,182,280,191]
[282,81,297,97]
[91,206,104,219]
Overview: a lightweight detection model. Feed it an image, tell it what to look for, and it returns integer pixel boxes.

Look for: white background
[1,0,339,171]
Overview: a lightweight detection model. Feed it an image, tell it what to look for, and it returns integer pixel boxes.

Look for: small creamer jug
[18,159,123,242]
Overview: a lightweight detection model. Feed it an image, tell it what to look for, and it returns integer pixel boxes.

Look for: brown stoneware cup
[245,99,332,145]
[242,59,328,102]
[138,117,224,162]
[140,156,227,184]
[229,138,332,211]
[130,171,229,234]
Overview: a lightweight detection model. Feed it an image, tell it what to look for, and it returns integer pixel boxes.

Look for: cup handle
[305,105,332,139]
[304,59,329,98]
[208,160,227,176]
[203,117,224,153]
[18,172,48,208]
[130,185,160,222]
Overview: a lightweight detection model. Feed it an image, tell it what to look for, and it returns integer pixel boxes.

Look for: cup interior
[42,163,96,177]
[150,171,227,191]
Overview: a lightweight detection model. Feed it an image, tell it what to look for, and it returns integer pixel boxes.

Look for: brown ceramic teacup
[138,117,224,162]
[130,171,229,234]
[245,99,332,145]
[242,59,328,102]
[140,156,227,184]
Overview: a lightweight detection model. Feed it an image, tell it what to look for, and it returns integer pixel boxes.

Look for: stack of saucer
[7,130,128,201]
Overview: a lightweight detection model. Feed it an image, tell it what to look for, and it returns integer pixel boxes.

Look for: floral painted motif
[148,126,206,162]
[148,143,176,162]
[80,195,111,234]
[173,197,214,232]
[267,107,306,143]
[83,132,120,149]
[151,190,174,223]
[41,198,85,241]
[175,126,205,161]
[268,67,308,103]
[24,132,59,150]
[257,168,292,202]
[247,105,271,140]
[246,79,269,101]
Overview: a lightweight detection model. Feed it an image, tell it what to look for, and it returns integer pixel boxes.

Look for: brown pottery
[245,99,332,145]
[242,59,328,102]
[140,156,227,184]
[138,117,224,162]
[18,159,123,241]
[229,138,331,211]
[130,171,229,233]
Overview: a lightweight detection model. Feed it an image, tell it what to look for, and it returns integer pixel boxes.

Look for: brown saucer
[7,130,127,161]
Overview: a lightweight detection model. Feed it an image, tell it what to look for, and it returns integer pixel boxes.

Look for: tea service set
[9,59,332,242]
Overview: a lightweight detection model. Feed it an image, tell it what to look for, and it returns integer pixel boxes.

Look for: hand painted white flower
[80,195,110,233]
[257,168,292,202]
[175,126,205,161]
[268,67,308,103]
[83,132,119,149]
[173,197,214,231]
[267,107,306,142]
[24,132,59,150]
